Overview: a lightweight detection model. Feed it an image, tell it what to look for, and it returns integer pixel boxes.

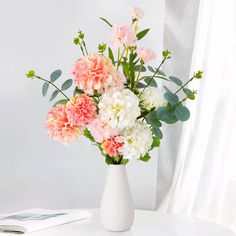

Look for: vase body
[100,165,134,232]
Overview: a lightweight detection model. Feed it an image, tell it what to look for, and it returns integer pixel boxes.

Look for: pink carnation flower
[111,24,136,47]
[71,54,125,95]
[87,117,114,143]
[66,94,97,127]
[130,7,144,20]
[136,47,156,64]
[46,104,80,144]
[101,136,124,157]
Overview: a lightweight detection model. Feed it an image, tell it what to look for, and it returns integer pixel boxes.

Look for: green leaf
[137,82,146,88]
[156,107,178,124]
[175,105,190,121]
[121,159,129,165]
[144,77,157,87]
[53,99,68,107]
[156,69,166,76]
[134,64,146,72]
[50,70,62,82]
[105,156,113,165]
[151,137,160,149]
[108,47,115,64]
[83,128,95,142]
[163,86,172,93]
[140,153,151,162]
[148,66,156,73]
[152,127,163,139]
[73,87,83,96]
[49,90,59,101]
[122,61,129,77]
[61,79,73,91]
[136,29,150,40]
[99,17,113,27]
[169,76,183,86]
[183,88,195,100]
[42,82,49,97]
[164,91,179,105]
[145,111,162,127]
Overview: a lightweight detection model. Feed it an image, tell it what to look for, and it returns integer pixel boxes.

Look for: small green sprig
[98,42,107,54]
[73,30,88,55]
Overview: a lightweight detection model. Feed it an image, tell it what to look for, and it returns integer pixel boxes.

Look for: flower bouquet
[26,6,202,231]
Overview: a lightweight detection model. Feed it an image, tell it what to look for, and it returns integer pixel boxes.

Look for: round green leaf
[147,66,156,73]
[49,90,59,101]
[164,91,179,105]
[175,105,190,121]
[145,111,162,127]
[152,127,163,139]
[156,107,178,124]
[144,77,157,87]
[134,65,146,72]
[53,99,68,107]
[156,69,166,76]
[61,79,73,91]
[50,70,62,82]
[42,82,49,97]
[137,82,146,88]
[183,88,195,100]
[169,76,183,86]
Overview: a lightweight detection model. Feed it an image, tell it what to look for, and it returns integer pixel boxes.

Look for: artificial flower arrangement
[26,7,202,165]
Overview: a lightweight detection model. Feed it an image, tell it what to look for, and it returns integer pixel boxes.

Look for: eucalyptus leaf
[136,82,146,88]
[148,66,156,73]
[152,127,163,139]
[61,79,73,91]
[50,69,62,82]
[144,77,157,87]
[169,76,183,86]
[136,29,150,40]
[156,107,178,124]
[42,82,49,97]
[156,69,166,76]
[140,153,151,162]
[183,88,195,100]
[145,111,162,128]
[175,105,190,121]
[49,90,59,101]
[134,64,146,72]
[163,86,172,93]
[53,99,68,107]
[164,91,179,105]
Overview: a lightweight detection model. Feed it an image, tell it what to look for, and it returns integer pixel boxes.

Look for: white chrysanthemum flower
[118,121,153,160]
[98,89,141,130]
[139,87,167,110]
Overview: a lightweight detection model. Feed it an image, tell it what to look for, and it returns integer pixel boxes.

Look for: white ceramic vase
[100,164,134,232]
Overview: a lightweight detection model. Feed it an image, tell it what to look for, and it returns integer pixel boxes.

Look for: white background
[0,0,164,212]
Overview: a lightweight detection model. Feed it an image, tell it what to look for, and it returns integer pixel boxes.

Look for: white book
[0,208,91,233]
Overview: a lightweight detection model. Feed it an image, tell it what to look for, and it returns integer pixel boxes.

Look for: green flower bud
[78,31,85,39]
[194,70,203,79]
[73,37,80,45]
[162,49,171,59]
[26,70,35,78]
[98,42,107,53]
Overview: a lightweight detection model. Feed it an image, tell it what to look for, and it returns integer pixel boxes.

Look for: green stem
[117,47,126,70]
[82,40,88,55]
[175,76,194,94]
[35,75,70,100]
[139,58,166,98]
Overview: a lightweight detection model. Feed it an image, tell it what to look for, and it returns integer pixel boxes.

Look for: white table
[0,210,235,236]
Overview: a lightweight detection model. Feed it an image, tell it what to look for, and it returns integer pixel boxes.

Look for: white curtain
[157,0,236,233]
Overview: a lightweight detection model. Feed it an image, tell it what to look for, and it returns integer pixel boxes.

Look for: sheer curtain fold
[157,0,236,232]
